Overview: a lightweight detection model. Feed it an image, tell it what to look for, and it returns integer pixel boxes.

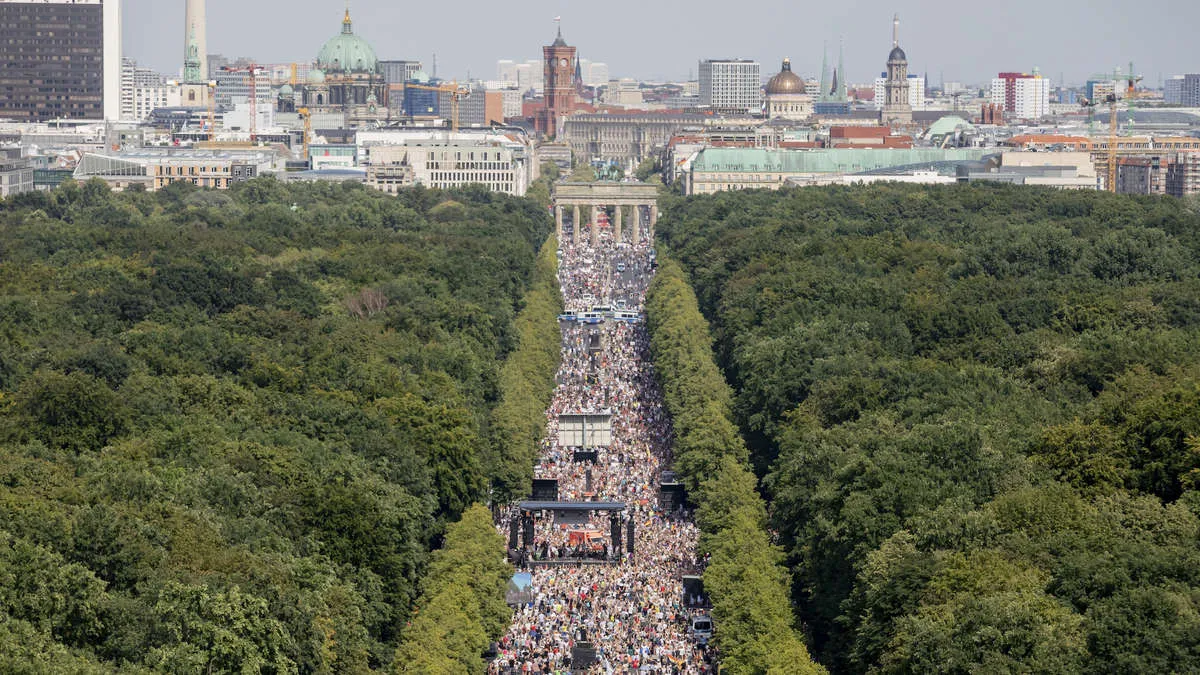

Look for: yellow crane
[403,81,470,131]
[1081,93,1121,193]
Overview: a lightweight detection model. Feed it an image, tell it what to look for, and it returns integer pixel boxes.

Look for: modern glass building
[0,0,122,122]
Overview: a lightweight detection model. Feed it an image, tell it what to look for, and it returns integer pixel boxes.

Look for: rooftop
[693,147,992,174]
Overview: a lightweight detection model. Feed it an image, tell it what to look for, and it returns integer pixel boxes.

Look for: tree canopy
[656,183,1200,673]
[0,177,552,671]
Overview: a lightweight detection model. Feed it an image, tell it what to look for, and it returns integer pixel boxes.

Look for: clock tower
[539,23,577,138]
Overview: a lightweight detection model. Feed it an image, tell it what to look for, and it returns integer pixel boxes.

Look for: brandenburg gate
[551,182,660,247]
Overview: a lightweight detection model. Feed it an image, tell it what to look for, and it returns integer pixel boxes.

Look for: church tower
[539,21,577,138]
[882,14,912,126]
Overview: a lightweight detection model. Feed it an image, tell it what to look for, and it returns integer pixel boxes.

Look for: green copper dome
[316,10,379,75]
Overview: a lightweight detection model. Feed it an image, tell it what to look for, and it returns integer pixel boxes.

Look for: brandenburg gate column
[555,205,563,241]
[614,204,623,243]
[572,205,581,245]
[631,205,641,245]
[649,204,659,241]
[590,205,600,247]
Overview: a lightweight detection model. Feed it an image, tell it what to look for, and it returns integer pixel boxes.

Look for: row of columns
[554,203,658,247]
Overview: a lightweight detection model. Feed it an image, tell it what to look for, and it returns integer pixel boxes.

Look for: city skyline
[118,0,1199,87]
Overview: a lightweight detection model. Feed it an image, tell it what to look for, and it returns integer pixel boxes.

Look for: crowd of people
[492,218,713,674]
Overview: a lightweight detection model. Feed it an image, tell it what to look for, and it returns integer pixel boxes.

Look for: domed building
[764,58,813,121]
[298,8,387,125]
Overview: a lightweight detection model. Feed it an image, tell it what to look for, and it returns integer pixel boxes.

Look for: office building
[579,60,610,87]
[213,68,271,112]
[562,112,707,167]
[0,0,122,122]
[495,60,543,92]
[699,59,761,114]
[1164,74,1200,106]
[72,148,278,191]
[120,57,166,121]
[1116,156,1168,194]
[358,128,538,196]
[0,152,34,197]
[497,60,518,85]
[381,60,424,86]
[439,87,504,127]
[1167,153,1200,197]
[991,72,1051,119]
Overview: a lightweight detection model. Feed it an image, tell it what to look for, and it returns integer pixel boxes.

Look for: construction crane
[1080,96,1098,133]
[1081,94,1121,192]
[403,81,470,131]
[219,64,265,142]
[1125,61,1143,98]
[1105,93,1120,193]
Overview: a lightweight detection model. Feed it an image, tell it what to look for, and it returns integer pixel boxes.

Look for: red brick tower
[539,23,577,138]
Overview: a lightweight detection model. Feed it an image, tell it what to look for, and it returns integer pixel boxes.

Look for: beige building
[561,112,708,167]
[364,163,415,194]
[153,159,257,190]
[764,59,813,120]
[360,130,537,196]
[72,148,278,191]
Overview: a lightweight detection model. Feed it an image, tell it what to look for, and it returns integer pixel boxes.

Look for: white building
[493,88,523,119]
[120,57,166,121]
[495,60,544,93]
[131,86,178,122]
[990,74,1051,119]
[496,60,517,85]
[222,98,276,136]
[1165,76,1184,104]
[579,60,610,87]
[357,128,538,196]
[103,0,122,121]
[600,79,644,107]
[699,59,761,114]
[874,75,926,111]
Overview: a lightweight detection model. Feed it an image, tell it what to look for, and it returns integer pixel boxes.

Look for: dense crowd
[493,218,712,674]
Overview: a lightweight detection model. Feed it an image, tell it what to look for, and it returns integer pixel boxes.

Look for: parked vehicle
[689,613,713,645]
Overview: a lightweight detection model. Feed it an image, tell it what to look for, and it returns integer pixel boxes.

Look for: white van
[689,614,713,645]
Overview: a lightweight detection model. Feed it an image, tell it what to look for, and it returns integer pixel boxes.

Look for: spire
[342,0,353,34]
[782,57,792,72]
[819,42,829,102]
[837,37,847,100]
[552,16,568,47]
[893,13,900,48]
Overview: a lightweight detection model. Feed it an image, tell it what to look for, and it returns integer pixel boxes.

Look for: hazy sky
[123,0,1198,87]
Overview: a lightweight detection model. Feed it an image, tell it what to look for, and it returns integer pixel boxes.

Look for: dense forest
[0,177,552,671]
[656,184,1200,673]
[646,258,823,675]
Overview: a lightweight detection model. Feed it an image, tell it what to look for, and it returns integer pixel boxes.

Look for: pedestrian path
[491,218,713,674]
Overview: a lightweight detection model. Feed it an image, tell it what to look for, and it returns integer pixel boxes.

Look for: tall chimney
[184,0,207,82]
